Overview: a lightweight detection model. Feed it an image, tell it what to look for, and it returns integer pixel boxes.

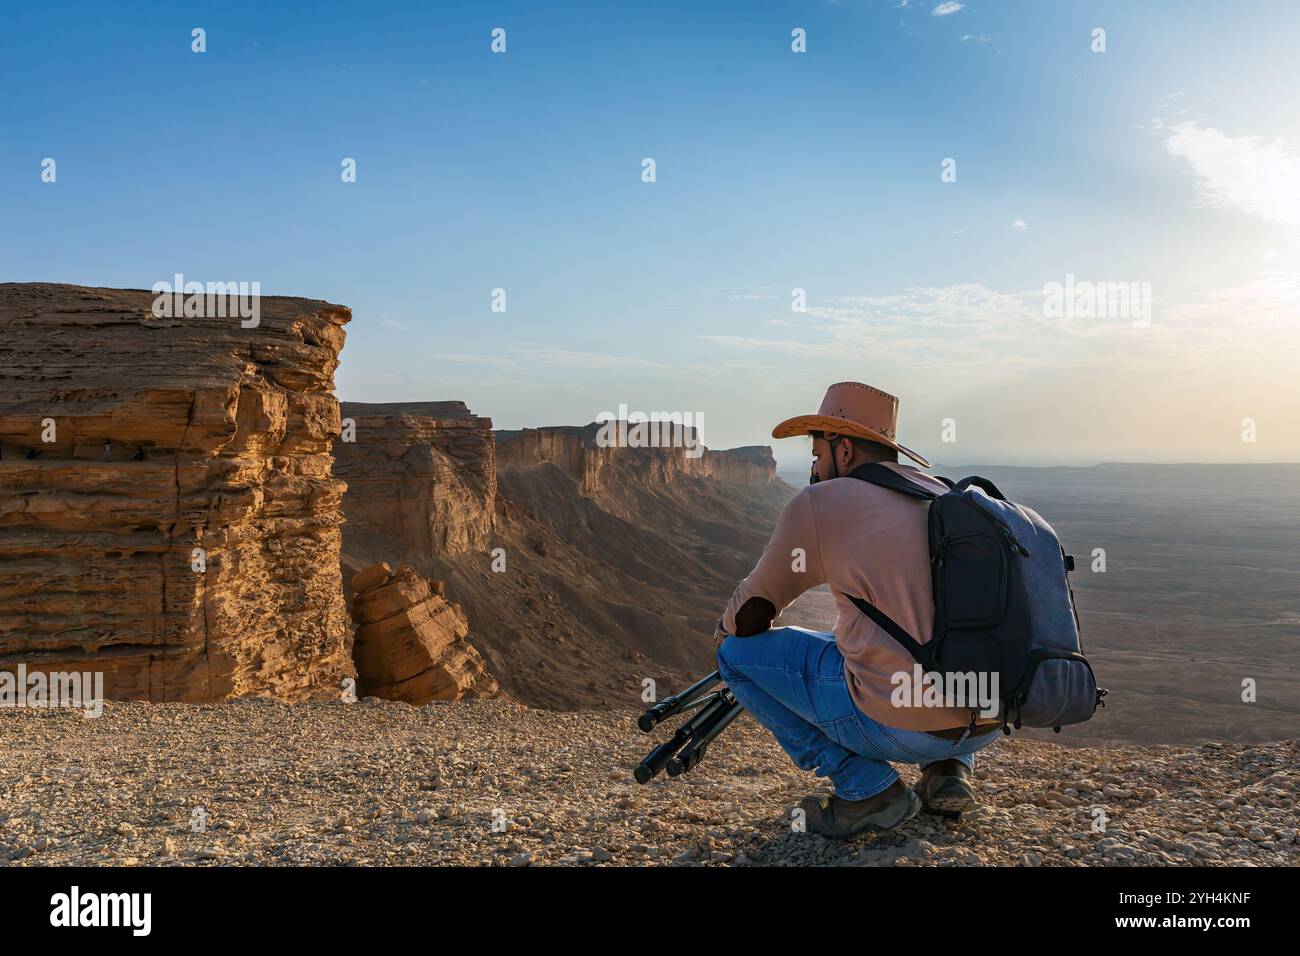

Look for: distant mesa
[341,400,481,421]
[494,422,777,492]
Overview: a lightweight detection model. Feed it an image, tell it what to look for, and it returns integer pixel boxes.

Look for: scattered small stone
[1,699,1293,868]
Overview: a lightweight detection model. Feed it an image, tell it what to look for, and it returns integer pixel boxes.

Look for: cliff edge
[0,283,354,701]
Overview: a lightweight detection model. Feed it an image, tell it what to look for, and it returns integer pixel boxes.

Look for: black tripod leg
[637,670,722,732]
[634,692,731,783]
[667,696,743,776]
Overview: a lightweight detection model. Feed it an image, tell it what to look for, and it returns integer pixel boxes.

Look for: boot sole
[920,783,977,819]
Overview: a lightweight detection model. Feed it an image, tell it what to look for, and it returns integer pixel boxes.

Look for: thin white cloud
[1012,219,1029,231]
[698,277,1299,378]
[440,353,517,366]
[932,1,964,16]
[1163,272,1300,331]
[701,284,1055,373]
[1164,121,1300,228]
[521,348,667,369]
[961,34,991,42]
[440,349,663,369]
[438,347,782,378]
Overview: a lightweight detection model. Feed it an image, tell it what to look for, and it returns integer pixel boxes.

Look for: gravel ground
[1,698,1296,867]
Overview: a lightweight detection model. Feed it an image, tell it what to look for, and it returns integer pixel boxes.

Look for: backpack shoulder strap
[842,463,940,664]
[952,476,1007,500]
[845,462,942,500]
[846,595,930,663]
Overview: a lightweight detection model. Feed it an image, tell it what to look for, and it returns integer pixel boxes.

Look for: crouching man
[715,382,1002,838]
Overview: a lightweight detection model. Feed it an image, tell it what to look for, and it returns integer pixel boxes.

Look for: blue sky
[3,1,1298,466]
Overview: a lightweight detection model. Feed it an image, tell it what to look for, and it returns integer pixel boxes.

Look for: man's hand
[714,597,778,652]
[733,596,777,637]
[713,621,729,652]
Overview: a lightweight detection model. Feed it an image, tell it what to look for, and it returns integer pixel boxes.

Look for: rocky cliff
[495,422,707,495]
[337,407,793,710]
[494,423,777,493]
[708,445,777,485]
[0,283,354,701]
[348,563,497,703]
[430,423,793,709]
[334,402,495,574]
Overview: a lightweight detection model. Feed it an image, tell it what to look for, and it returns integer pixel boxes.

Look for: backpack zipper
[998,522,1031,557]
[967,497,1031,556]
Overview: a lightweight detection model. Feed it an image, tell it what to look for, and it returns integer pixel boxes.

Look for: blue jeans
[716,626,1000,801]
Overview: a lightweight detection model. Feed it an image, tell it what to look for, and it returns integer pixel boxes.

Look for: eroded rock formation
[707,446,778,485]
[349,563,497,703]
[331,407,790,710]
[333,402,495,565]
[0,283,354,701]
[494,422,779,494]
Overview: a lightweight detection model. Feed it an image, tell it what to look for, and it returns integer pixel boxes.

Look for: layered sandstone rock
[708,446,777,485]
[335,406,791,710]
[349,563,497,703]
[0,283,354,701]
[494,423,778,493]
[333,402,495,561]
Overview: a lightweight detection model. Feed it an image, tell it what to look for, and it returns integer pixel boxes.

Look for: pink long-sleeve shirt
[718,462,1002,733]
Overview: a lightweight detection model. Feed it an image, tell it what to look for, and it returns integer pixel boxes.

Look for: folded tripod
[634,670,744,783]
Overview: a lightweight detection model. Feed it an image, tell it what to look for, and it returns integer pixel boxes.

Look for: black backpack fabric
[844,463,1106,736]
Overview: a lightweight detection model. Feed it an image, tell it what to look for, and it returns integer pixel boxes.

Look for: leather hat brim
[771,414,931,469]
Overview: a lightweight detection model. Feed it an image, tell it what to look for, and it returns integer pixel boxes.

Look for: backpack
[844,463,1107,736]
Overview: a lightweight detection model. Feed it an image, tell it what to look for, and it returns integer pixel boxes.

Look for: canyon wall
[337,408,790,710]
[494,422,778,495]
[708,445,778,485]
[333,401,495,571]
[0,283,354,701]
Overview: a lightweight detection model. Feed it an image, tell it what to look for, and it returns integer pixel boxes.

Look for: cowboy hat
[771,381,931,468]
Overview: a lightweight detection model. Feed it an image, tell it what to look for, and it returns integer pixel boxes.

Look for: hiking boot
[916,758,977,818]
[798,780,920,839]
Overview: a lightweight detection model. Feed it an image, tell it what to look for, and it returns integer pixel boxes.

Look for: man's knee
[717,627,794,674]
[715,634,742,674]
